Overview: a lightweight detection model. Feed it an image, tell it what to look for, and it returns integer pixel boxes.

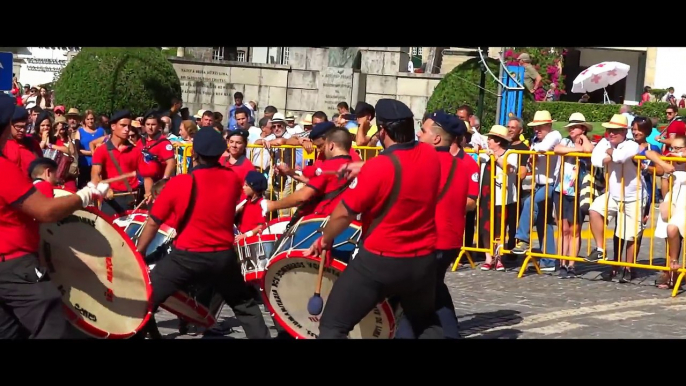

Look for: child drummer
[235,170,268,242]
[29,158,59,198]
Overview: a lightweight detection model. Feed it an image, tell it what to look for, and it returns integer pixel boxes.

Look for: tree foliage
[426,57,503,129]
[54,47,181,117]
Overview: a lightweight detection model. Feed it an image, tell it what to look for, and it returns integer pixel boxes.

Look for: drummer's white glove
[75,182,110,207]
[260,199,269,217]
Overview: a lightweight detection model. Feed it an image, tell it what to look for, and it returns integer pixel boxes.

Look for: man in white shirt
[285,112,303,135]
[586,114,645,266]
[512,111,561,271]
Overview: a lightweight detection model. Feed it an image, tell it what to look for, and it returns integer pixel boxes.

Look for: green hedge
[54,47,181,117]
[522,101,669,124]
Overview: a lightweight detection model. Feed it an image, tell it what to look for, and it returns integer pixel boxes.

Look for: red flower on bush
[504,49,514,58]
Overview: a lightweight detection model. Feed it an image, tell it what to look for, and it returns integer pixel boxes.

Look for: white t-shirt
[287,125,303,135]
[24,95,37,109]
[479,152,519,206]
[247,126,262,144]
[590,138,644,201]
[530,130,562,185]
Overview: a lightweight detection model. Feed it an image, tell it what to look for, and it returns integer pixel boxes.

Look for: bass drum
[39,207,152,339]
[261,217,291,236]
[261,250,400,339]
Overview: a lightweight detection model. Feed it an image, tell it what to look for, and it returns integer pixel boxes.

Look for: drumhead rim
[266,216,291,226]
[159,292,216,328]
[237,233,280,245]
[128,213,175,235]
[295,214,363,228]
[260,250,396,339]
[52,206,153,339]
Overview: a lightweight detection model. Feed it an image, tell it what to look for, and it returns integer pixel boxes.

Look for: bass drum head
[262,217,291,235]
[53,188,73,198]
[261,250,396,339]
[39,207,152,339]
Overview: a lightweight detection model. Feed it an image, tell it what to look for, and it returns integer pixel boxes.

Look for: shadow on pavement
[459,310,523,339]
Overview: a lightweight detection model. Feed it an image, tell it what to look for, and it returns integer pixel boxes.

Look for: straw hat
[65,108,81,118]
[52,115,67,127]
[486,125,511,141]
[300,114,313,126]
[285,112,296,121]
[601,114,629,129]
[193,109,206,119]
[131,120,141,128]
[527,110,556,127]
[564,112,593,131]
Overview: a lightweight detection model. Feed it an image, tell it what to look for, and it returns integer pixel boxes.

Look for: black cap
[309,121,336,140]
[375,99,413,121]
[430,110,466,137]
[228,128,249,140]
[193,126,227,157]
[12,106,29,124]
[28,157,58,178]
[110,110,132,124]
[143,109,160,121]
[245,170,267,192]
[341,113,356,121]
[353,101,375,120]
[0,94,16,129]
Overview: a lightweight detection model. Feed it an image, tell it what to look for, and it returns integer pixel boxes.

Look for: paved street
[147,236,685,339]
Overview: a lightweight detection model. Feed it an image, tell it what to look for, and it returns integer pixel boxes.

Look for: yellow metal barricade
[451,149,493,271]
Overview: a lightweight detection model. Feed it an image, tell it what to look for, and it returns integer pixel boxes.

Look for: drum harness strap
[106,149,134,197]
[360,153,402,243]
[437,158,457,201]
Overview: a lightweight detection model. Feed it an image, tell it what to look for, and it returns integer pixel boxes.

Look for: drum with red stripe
[39,207,152,339]
[261,250,400,339]
[112,211,220,328]
[236,234,278,282]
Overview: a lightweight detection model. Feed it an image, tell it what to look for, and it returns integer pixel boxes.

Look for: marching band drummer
[264,123,354,217]
[133,127,270,339]
[2,106,42,176]
[305,99,443,339]
[138,110,177,183]
[235,171,268,242]
[29,158,60,198]
[0,94,110,339]
[397,110,479,339]
[91,110,154,217]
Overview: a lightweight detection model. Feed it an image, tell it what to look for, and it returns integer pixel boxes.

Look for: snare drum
[113,212,175,266]
[273,215,361,263]
[261,217,291,235]
[261,250,399,339]
[236,234,278,282]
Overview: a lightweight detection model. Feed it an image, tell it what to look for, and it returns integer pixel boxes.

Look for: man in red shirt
[235,170,268,240]
[265,123,354,218]
[134,127,270,339]
[138,111,176,181]
[657,105,686,155]
[394,110,478,339]
[29,158,59,198]
[91,110,154,217]
[0,94,110,339]
[305,99,443,339]
[2,106,42,176]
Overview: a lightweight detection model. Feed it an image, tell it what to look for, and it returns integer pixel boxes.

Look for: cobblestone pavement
[86,209,683,339]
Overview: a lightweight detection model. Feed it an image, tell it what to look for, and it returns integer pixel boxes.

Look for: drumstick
[100,172,136,185]
[307,249,328,316]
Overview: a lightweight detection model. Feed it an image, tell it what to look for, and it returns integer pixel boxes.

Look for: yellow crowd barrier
[453,147,686,297]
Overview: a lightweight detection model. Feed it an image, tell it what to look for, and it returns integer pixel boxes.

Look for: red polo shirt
[221,155,255,202]
[341,142,440,257]
[150,164,242,251]
[435,147,479,250]
[136,132,175,181]
[92,139,146,192]
[0,157,40,259]
[33,179,55,198]
[2,137,42,177]
[303,148,361,179]
[305,155,353,216]
[238,197,266,234]
[662,120,686,155]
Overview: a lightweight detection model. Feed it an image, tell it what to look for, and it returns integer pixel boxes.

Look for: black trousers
[142,248,270,339]
[0,254,66,339]
[100,194,136,217]
[318,248,443,339]
[77,166,91,189]
[394,248,461,339]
